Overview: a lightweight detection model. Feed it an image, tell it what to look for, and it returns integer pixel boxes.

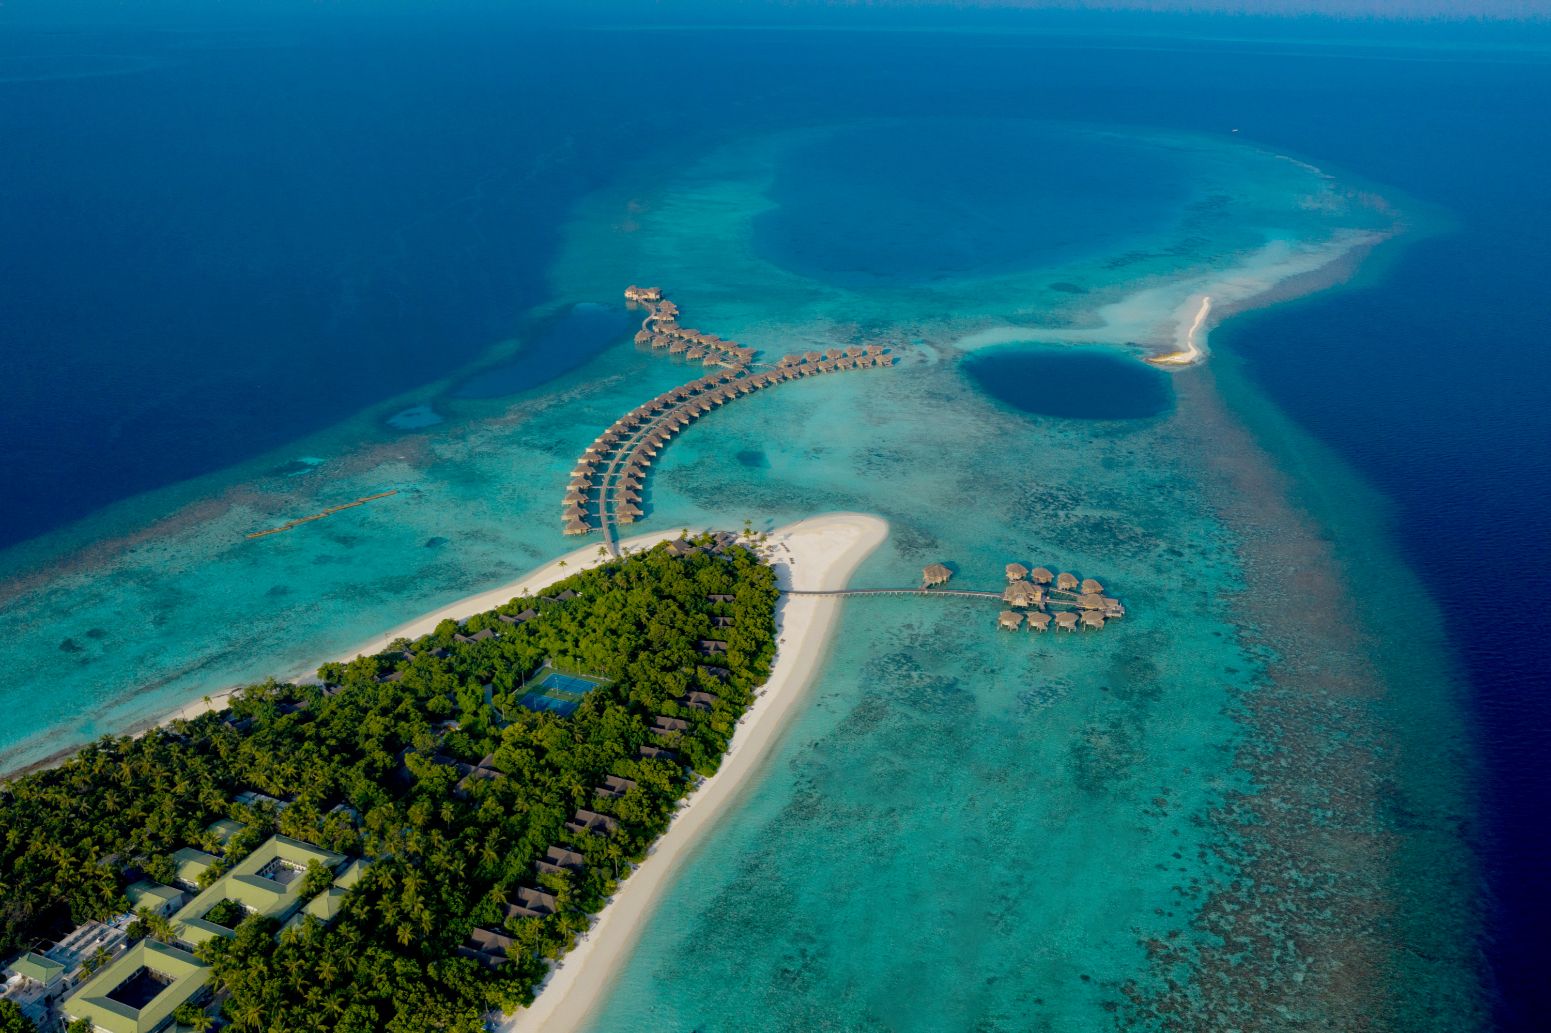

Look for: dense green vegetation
[0,538,777,1031]
[0,999,36,1033]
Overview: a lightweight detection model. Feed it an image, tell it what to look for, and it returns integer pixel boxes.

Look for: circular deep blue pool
[962,346,1174,420]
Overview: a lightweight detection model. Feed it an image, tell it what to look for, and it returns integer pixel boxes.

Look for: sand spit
[954,228,1393,367]
[502,511,888,1033]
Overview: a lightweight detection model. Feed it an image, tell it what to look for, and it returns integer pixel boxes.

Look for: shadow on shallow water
[961,345,1174,421]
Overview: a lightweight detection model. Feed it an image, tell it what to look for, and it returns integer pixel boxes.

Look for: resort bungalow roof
[1077,593,1106,611]
[596,774,639,799]
[680,690,718,710]
[566,810,620,836]
[922,563,952,587]
[697,639,729,653]
[1055,611,1079,631]
[638,744,677,762]
[454,628,496,643]
[564,520,590,535]
[1027,566,1053,585]
[998,611,1025,630]
[1005,563,1029,581]
[1056,572,1080,591]
[1003,583,1043,608]
[507,886,560,919]
[62,939,209,1033]
[1081,611,1106,630]
[536,846,587,876]
[1028,612,1052,632]
[1081,578,1104,595]
[1103,598,1126,618]
[707,594,735,602]
[652,716,691,733]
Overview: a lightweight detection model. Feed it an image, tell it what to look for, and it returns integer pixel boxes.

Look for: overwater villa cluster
[916,561,1126,632]
[564,287,895,547]
[998,563,1125,632]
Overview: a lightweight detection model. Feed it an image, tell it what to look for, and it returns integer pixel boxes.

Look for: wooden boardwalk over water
[565,287,896,554]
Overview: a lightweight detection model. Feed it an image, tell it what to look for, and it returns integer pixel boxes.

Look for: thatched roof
[1027,612,1052,631]
[1077,593,1106,610]
[922,563,952,586]
[1081,578,1104,595]
[1055,611,1079,630]
[1029,566,1054,584]
[563,519,590,535]
[998,611,1024,630]
[1081,611,1106,630]
[1003,582,1042,607]
[1005,563,1029,581]
[1056,572,1079,591]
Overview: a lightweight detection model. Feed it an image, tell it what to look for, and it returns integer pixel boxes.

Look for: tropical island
[0,533,786,1033]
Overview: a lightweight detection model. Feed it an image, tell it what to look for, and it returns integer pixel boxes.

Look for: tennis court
[518,670,602,716]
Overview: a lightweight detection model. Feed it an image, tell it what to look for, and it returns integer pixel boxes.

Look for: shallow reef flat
[0,117,1479,1030]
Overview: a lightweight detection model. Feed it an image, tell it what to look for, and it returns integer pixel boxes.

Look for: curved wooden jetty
[246,490,398,540]
[567,287,896,554]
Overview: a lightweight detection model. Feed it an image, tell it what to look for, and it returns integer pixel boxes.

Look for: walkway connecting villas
[564,287,896,552]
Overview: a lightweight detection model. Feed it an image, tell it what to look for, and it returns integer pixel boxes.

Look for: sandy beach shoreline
[501,511,888,1033]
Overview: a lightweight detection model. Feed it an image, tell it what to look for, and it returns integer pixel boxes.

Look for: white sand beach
[1146,294,1212,368]
[502,511,888,1033]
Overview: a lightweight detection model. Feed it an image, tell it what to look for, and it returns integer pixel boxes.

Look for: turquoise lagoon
[0,120,1477,1028]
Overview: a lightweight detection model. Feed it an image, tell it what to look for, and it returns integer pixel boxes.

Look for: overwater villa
[999,611,1024,630]
[1030,566,1054,585]
[1006,562,1029,582]
[1004,582,1044,608]
[922,563,952,587]
[566,286,898,544]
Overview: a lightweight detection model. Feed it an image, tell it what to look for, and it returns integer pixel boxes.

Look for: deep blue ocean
[2,7,1548,1028]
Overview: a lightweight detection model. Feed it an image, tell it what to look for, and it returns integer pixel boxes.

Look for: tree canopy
[0,538,777,1031]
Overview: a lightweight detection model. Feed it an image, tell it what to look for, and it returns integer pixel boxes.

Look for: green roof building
[6,950,65,987]
[282,858,369,934]
[169,848,218,890]
[203,818,245,852]
[125,881,185,918]
[171,835,346,947]
[61,939,208,1033]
